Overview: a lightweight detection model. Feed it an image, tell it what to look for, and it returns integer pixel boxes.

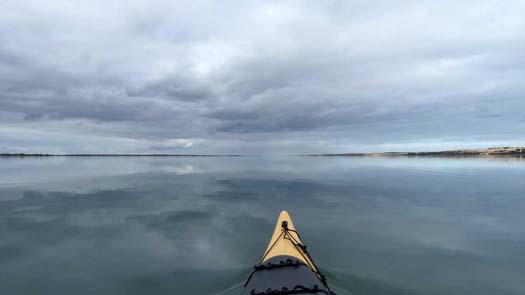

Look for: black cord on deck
[244,220,333,293]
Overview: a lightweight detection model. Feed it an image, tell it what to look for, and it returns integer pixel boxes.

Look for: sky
[1,0,524,155]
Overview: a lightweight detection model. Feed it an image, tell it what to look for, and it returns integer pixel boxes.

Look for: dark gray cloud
[0,0,524,154]
[127,74,214,102]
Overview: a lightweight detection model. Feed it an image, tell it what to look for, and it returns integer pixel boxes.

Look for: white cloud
[0,0,524,154]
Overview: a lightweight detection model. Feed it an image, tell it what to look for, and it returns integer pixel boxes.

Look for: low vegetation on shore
[307,147,525,157]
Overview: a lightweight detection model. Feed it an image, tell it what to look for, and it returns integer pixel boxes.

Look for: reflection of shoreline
[0,154,243,157]
[305,147,525,159]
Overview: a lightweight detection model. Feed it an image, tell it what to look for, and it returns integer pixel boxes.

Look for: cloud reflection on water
[0,156,524,294]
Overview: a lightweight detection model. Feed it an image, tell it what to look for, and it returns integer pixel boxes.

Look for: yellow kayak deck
[261,210,319,274]
[243,210,333,294]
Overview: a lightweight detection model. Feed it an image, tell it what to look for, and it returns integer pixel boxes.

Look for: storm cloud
[1,0,524,154]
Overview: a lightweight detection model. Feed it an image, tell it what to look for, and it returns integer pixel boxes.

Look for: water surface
[1,156,524,294]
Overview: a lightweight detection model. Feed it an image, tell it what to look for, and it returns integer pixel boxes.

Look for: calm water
[0,156,524,294]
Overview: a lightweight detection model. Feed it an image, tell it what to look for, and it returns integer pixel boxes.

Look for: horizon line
[0,153,247,157]
[2,146,524,158]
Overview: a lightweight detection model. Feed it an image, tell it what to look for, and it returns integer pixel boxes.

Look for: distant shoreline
[305,147,525,157]
[0,153,243,157]
[2,146,525,158]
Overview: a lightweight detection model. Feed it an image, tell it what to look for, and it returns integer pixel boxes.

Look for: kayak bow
[243,210,335,295]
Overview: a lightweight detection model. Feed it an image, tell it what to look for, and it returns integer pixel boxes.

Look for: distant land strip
[304,147,525,157]
[0,153,244,157]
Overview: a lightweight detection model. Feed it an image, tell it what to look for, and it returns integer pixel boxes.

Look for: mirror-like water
[1,156,524,294]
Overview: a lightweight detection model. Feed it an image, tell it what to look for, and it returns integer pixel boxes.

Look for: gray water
[0,156,524,295]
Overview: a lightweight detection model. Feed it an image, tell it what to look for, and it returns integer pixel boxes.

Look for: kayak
[243,210,335,295]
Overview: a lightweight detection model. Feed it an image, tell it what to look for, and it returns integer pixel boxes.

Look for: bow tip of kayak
[279,209,291,219]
